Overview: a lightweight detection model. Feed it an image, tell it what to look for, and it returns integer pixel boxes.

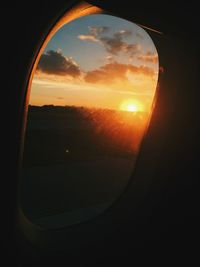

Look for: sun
[126,104,138,112]
[119,99,144,112]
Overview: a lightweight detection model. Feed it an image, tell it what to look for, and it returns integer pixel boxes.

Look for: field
[21,105,148,228]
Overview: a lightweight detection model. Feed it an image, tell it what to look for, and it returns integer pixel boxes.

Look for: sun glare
[119,99,144,112]
[127,104,137,112]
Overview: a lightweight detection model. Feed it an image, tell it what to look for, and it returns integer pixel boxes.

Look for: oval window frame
[17,0,164,250]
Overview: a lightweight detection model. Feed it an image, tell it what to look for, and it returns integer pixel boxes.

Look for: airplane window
[20,14,159,229]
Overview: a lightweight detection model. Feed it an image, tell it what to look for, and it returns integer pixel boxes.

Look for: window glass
[21,14,159,228]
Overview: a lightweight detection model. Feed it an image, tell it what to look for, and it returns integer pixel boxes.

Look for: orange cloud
[137,51,158,63]
[84,61,155,84]
[78,26,109,42]
[78,35,99,42]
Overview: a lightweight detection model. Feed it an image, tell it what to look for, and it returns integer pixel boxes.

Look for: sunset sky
[30,14,159,112]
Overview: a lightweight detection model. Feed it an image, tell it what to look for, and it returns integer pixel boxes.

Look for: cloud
[106,55,114,63]
[78,27,140,57]
[37,50,81,77]
[78,35,99,42]
[137,51,158,63]
[100,34,140,56]
[89,26,110,36]
[84,61,155,84]
[78,26,109,42]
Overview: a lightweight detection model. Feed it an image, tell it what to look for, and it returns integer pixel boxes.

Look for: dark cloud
[78,27,140,57]
[84,61,155,84]
[100,34,139,56]
[112,30,132,39]
[88,26,110,36]
[37,50,81,77]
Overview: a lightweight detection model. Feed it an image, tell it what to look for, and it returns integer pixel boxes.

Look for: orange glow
[119,99,144,112]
